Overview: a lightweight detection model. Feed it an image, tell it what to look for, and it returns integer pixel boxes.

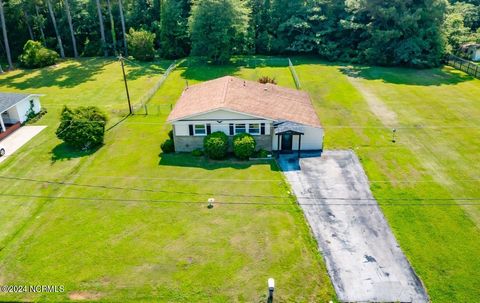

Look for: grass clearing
[292,58,480,302]
[1,56,479,302]
[0,58,334,301]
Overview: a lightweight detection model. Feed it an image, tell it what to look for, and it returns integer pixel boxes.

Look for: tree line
[1,0,480,69]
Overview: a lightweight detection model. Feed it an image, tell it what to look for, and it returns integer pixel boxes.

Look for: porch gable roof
[0,92,32,113]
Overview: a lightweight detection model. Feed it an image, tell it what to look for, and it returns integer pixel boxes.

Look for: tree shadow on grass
[338,65,474,86]
[1,58,111,90]
[50,142,101,163]
[158,152,280,171]
[123,59,171,80]
[178,57,242,81]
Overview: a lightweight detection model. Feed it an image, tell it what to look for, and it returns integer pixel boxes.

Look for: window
[235,124,246,134]
[194,124,206,136]
[248,123,260,135]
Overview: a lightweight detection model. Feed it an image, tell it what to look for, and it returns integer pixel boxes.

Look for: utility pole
[118,54,132,115]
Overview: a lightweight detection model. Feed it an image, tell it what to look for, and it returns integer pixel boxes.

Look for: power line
[3,173,480,184]
[0,175,290,199]
[1,175,479,202]
[0,193,479,207]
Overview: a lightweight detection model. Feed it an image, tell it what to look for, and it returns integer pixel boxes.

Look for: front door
[281,133,293,152]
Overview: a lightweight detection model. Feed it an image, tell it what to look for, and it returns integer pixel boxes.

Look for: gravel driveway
[279,150,429,302]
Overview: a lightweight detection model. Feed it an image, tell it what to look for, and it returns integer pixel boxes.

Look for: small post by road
[267,278,275,303]
[118,54,132,115]
[392,128,397,143]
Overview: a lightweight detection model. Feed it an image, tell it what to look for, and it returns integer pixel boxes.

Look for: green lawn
[0,59,334,302]
[292,59,480,302]
[151,57,480,302]
[0,56,479,302]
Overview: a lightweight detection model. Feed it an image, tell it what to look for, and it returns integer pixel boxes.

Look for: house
[458,43,480,61]
[0,92,42,137]
[167,76,323,154]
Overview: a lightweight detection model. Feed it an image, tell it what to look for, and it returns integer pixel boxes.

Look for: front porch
[0,108,22,140]
[0,122,21,141]
[274,121,304,158]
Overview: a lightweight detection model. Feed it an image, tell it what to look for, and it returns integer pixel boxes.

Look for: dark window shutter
[260,123,265,135]
[206,124,211,135]
[188,124,194,136]
[229,123,234,135]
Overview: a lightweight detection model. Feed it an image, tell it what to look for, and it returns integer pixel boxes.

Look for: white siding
[272,126,324,151]
[174,123,190,136]
[3,96,42,124]
[172,109,272,137]
[15,96,41,123]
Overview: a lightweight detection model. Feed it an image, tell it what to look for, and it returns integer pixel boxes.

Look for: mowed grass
[154,57,480,302]
[0,59,334,301]
[0,58,171,248]
[291,58,480,302]
[1,56,479,302]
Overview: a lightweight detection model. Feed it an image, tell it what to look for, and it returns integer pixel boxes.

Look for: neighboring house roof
[460,43,480,49]
[167,76,321,127]
[0,92,33,113]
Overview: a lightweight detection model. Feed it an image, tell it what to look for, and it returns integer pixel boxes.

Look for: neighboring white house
[0,92,42,133]
[459,43,480,61]
[167,76,324,154]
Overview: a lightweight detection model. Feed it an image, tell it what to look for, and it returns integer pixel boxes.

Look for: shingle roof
[167,76,321,127]
[0,92,31,112]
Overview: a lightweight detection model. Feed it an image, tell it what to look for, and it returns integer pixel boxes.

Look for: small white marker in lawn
[392,128,397,143]
[207,198,215,209]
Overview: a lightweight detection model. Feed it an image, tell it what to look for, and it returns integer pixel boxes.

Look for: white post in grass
[268,278,275,302]
[207,198,215,209]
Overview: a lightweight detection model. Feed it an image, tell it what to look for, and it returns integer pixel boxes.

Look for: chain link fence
[288,58,301,89]
[132,60,179,114]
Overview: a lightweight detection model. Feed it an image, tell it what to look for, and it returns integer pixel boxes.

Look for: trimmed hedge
[233,133,256,160]
[204,131,228,159]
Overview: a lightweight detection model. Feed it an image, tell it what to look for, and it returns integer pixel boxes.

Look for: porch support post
[0,114,5,132]
[298,134,302,158]
[277,134,280,158]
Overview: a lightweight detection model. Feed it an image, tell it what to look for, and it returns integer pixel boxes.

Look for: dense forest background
[1,0,480,68]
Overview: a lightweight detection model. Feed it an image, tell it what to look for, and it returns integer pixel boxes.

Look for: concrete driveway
[279,150,429,302]
[0,126,46,164]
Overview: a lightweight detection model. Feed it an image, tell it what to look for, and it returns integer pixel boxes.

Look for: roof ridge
[220,76,231,105]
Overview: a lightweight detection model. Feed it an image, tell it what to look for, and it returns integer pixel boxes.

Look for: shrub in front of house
[19,40,59,68]
[161,138,175,153]
[233,133,256,160]
[192,148,204,157]
[256,149,270,158]
[56,106,107,150]
[204,131,228,159]
[258,76,277,85]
